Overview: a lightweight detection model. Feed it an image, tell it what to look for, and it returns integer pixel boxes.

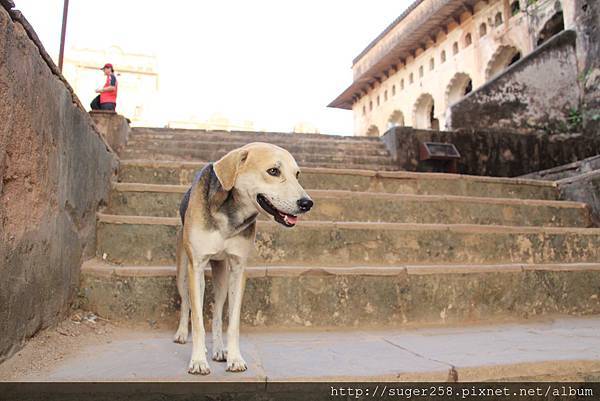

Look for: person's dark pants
[90,95,116,111]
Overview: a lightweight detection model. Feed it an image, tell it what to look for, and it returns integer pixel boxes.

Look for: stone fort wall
[0,4,117,362]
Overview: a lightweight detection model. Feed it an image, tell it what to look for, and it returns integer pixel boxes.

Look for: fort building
[329,0,571,136]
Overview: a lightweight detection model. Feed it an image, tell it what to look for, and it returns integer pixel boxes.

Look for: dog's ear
[213,148,249,191]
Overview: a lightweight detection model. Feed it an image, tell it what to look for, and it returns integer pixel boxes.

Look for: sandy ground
[0,310,144,381]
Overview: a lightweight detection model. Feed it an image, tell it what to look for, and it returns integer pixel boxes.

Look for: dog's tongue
[283,214,298,225]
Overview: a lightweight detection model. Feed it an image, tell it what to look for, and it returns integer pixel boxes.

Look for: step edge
[82,259,600,278]
[110,183,588,209]
[118,160,558,188]
[95,213,600,234]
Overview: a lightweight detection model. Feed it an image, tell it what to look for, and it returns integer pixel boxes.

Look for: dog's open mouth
[257,194,298,228]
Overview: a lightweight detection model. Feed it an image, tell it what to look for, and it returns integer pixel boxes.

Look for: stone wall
[0,5,117,362]
[573,0,600,136]
[381,126,600,177]
[448,30,580,133]
[89,111,130,156]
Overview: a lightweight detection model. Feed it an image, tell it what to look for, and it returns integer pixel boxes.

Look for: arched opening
[479,23,487,37]
[441,50,446,63]
[464,33,472,47]
[366,125,380,137]
[387,110,405,129]
[495,12,503,26]
[445,72,473,108]
[485,45,522,79]
[510,1,520,16]
[537,12,564,46]
[413,94,437,130]
[452,42,459,55]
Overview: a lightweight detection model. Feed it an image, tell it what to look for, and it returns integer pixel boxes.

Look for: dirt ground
[0,310,151,381]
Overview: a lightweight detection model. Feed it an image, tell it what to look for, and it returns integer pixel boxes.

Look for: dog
[173,142,313,374]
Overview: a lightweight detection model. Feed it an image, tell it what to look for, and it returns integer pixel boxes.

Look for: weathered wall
[448,30,580,133]
[0,5,117,362]
[521,154,600,181]
[89,110,130,156]
[573,0,600,136]
[382,126,600,177]
[556,171,600,226]
[521,154,600,226]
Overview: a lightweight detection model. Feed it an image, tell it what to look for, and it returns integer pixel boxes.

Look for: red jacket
[100,73,118,104]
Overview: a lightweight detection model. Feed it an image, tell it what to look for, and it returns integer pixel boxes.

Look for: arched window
[510,1,520,16]
[429,58,435,70]
[452,42,459,55]
[441,50,446,63]
[392,85,396,96]
[465,33,472,47]
[479,23,487,37]
[419,66,424,78]
[409,73,414,84]
[376,95,380,106]
[384,90,388,101]
[495,12,503,26]
[400,79,405,90]
[362,105,366,115]
[537,12,565,46]
[369,100,373,111]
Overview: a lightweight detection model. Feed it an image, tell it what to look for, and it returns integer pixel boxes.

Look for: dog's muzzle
[257,194,312,228]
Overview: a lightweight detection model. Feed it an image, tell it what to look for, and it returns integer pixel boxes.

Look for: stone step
[130,127,384,144]
[121,148,396,167]
[125,138,391,157]
[96,214,600,266]
[108,184,591,228]
[118,160,560,200]
[79,258,600,328]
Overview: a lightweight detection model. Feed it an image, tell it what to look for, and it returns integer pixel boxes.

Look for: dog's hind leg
[174,230,190,344]
[210,259,229,362]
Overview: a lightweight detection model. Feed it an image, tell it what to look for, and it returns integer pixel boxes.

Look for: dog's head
[213,142,313,227]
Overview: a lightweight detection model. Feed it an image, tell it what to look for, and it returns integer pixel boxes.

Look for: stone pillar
[89,110,130,156]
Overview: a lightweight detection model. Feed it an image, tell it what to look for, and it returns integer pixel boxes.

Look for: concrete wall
[381,126,600,177]
[0,5,117,362]
[448,30,579,133]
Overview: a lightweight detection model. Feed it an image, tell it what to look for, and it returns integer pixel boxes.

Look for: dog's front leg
[226,255,247,372]
[187,251,211,375]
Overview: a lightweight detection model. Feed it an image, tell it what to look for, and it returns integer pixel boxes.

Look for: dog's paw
[226,356,247,372]
[212,348,228,362]
[173,329,188,344]
[188,358,211,375]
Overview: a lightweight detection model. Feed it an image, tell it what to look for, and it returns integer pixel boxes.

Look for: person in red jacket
[90,63,118,111]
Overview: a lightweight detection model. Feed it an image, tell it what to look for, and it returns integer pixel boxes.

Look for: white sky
[14,0,413,134]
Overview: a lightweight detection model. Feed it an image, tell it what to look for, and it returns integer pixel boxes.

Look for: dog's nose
[297,197,313,212]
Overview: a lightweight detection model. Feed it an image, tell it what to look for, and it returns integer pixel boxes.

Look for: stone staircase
[121,127,398,170]
[80,128,600,330]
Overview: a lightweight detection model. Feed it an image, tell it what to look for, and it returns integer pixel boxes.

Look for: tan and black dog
[174,142,313,374]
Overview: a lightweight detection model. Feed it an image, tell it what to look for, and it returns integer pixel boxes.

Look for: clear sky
[14,0,413,134]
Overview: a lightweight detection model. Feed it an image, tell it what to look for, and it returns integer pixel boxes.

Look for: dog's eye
[267,168,280,177]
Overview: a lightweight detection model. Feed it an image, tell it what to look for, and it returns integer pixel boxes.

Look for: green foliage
[567,108,583,130]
